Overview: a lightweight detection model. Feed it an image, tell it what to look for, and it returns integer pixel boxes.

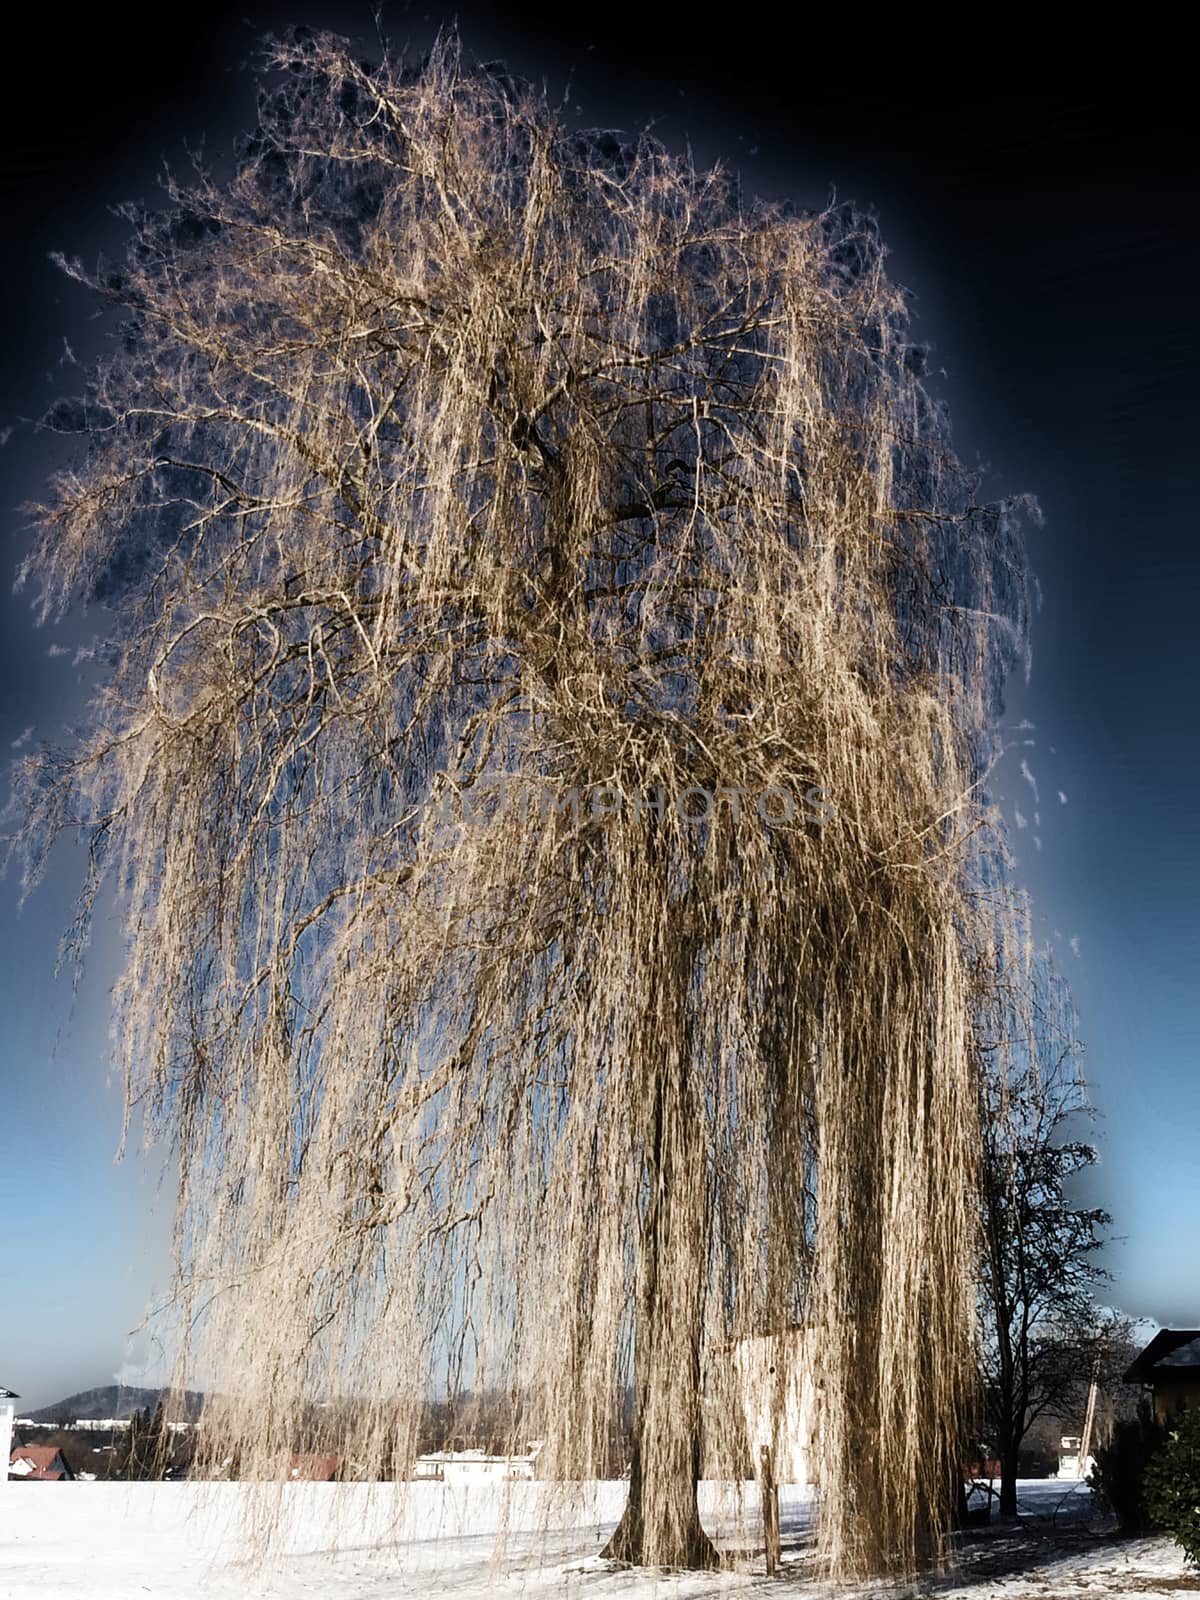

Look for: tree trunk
[999,1438,1019,1517]
[602,993,718,1571]
[603,1395,716,1569]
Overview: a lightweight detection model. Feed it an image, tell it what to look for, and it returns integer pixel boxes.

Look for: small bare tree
[974,961,1124,1516]
[13,30,1032,1576]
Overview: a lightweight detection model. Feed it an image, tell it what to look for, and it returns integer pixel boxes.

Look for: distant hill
[27,1385,205,1424]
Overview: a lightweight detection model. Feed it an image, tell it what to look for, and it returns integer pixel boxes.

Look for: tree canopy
[15,29,1034,1576]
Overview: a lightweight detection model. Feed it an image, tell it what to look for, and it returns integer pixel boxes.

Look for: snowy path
[0,1480,1191,1598]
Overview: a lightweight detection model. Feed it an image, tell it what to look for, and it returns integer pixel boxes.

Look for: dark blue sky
[1,11,1195,1409]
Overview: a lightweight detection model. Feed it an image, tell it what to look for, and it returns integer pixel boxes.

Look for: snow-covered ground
[0,1478,1191,1599]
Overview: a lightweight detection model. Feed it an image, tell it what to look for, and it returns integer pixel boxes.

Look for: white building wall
[0,1401,14,1486]
[412,1443,543,1483]
[729,1328,818,1485]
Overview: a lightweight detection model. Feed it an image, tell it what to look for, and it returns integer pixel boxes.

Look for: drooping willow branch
[12,28,1033,1578]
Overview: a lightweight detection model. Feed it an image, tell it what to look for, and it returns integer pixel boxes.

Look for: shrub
[1144,1407,1200,1563]
[1088,1408,1168,1533]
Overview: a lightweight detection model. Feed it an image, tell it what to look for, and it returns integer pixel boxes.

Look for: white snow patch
[0,1479,1190,1598]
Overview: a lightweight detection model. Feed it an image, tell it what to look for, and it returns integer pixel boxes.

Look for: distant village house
[288,1452,341,1481]
[1123,1328,1200,1422]
[8,1445,75,1481]
[411,1441,544,1483]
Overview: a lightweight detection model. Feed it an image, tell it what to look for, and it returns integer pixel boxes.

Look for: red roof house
[9,1445,75,1481]
[287,1452,340,1481]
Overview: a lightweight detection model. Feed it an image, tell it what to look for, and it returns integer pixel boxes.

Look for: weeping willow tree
[13,29,1032,1577]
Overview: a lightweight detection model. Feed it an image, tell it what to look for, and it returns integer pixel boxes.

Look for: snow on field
[0,1479,1192,1599]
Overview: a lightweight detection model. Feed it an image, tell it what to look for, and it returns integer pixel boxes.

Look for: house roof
[287,1452,340,1481]
[9,1445,72,1481]
[1123,1329,1200,1383]
[0,1387,18,1400]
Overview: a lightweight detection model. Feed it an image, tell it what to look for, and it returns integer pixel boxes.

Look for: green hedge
[1144,1406,1200,1565]
[1088,1409,1167,1534]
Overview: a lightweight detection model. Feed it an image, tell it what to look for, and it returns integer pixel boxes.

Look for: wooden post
[760,1443,781,1576]
[1078,1354,1101,1478]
